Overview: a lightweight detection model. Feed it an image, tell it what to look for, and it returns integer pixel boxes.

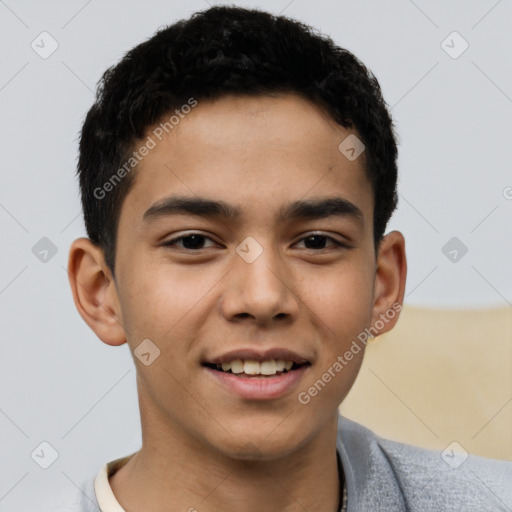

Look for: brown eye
[163,233,217,250]
[294,234,348,250]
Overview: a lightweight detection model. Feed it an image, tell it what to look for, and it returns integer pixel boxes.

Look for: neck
[110,397,342,512]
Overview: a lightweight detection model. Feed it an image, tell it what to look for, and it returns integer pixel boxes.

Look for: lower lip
[204,366,309,400]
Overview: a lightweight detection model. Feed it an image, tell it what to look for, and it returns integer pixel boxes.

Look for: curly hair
[77,5,399,278]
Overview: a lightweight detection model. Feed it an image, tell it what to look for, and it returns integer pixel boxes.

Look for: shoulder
[52,473,99,512]
[337,414,512,511]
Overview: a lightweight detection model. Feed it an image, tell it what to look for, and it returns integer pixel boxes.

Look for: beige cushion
[339,304,512,460]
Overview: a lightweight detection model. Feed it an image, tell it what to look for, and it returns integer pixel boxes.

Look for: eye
[162,233,218,251]
[294,233,349,251]
[162,232,350,252]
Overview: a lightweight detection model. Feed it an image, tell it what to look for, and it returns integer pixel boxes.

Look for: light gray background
[1,0,511,510]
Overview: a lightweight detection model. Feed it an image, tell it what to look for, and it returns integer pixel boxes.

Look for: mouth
[201,350,312,400]
[202,359,310,377]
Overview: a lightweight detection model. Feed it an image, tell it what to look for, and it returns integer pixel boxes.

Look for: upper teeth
[218,359,294,375]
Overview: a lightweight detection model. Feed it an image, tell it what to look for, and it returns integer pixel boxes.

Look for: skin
[68,92,406,512]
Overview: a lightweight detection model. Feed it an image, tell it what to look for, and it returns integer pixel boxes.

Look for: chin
[209,417,312,462]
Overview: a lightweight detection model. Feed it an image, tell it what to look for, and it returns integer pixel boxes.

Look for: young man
[64,5,512,511]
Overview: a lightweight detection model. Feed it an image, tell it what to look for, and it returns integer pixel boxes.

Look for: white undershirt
[93,454,134,512]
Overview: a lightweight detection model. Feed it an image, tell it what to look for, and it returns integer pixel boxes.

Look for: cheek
[119,263,212,341]
[302,261,374,337]
[297,262,373,399]
[118,266,205,406]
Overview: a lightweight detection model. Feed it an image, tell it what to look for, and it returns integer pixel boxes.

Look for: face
[74,92,405,461]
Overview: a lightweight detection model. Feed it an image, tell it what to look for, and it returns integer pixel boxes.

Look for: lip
[204,364,310,400]
[204,347,311,365]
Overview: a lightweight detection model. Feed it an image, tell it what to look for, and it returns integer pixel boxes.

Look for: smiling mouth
[203,359,311,377]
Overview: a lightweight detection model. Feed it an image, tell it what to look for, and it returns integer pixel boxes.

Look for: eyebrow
[142,195,364,226]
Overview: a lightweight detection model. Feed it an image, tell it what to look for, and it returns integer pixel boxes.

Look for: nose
[219,243,300,326]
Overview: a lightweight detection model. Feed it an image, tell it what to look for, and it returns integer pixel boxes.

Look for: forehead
[119,93,372,230]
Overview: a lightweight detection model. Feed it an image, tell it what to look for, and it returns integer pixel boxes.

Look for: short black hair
[77,4,399,278]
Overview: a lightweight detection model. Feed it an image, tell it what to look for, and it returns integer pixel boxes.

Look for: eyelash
[162,232,350,252]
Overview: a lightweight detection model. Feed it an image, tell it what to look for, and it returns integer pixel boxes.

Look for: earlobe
[370,230,407,337]
[67,237,127,347]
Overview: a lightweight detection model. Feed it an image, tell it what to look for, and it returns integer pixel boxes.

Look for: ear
[67,237,127,346]
[369,230,407,336]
